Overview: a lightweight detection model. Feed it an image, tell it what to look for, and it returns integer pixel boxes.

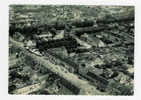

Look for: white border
[0,0,141,100]
[3,0,136,5]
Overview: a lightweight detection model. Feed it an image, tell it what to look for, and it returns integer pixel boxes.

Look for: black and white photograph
[8,5,134,95]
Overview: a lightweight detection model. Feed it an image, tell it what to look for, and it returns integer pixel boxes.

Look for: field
[9,5,134,95]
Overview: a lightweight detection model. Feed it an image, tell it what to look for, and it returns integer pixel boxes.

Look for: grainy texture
[9,5,134,95]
